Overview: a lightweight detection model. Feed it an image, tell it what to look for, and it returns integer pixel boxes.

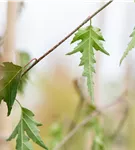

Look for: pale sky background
[17,1,135,79]
[0,1,135,79]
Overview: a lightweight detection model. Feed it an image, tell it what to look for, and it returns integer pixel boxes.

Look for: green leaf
[7,107,48,150]
[18,51,31,93]
[120,27,135,65]
[0,62,22,115]
[8,120,33,150]
[67,25,109,103]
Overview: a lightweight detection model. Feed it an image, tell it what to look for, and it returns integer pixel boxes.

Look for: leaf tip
[104,50,110,56]
[6,138,10,141]
[107,52,110,56]
[7,107,12,116]
[70,40,74,44]
[66,52,72,55]
[119,59,123,66]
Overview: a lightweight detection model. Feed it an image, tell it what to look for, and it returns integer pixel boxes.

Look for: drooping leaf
[8,120,33,150]
[0,62,22,115]
[120,27,135,65]
[7,107,48,150]
[67,25,109,103]
[17,51,31,93]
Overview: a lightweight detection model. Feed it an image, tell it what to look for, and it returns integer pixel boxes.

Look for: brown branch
[54,111,100,150]
[23,58,37,69]
[21,0,113,77]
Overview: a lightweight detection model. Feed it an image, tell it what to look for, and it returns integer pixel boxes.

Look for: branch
[54,111,100,150]
[53,91,125,150]
[21,0,113,77]
[23,58,37,69]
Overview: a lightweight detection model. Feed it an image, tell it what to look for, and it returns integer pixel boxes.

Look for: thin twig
[53,91,126,150]
[54,111,100,150]
[21,0,113,77]
[23,58,37,69]
[15,99,22,109]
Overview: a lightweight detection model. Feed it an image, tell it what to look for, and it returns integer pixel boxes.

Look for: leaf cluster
[7,107,48,150]
[0,62,48,150]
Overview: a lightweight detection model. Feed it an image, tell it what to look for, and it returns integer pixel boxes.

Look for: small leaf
[0,62,22,115]
[120,27,135,65]
[67,25,109,103]
[7,107,48,150]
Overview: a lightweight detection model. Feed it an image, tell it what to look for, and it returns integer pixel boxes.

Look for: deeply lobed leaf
[0,62,22,115]
[67,25,109,103]
[7,107,48,150]
[120,27,135,65]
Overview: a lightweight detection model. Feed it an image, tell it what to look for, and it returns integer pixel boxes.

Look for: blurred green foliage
[17,51,31,93]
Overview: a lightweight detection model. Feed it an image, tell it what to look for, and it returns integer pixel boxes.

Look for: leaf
[18,51,31,93]
[67,25,109,103]
[8,120,33,150]
[0,62,22,115]
[7,107,48,150]
[120,27,135,65]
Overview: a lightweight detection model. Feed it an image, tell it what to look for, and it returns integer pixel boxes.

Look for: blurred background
[0,0,135,150]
